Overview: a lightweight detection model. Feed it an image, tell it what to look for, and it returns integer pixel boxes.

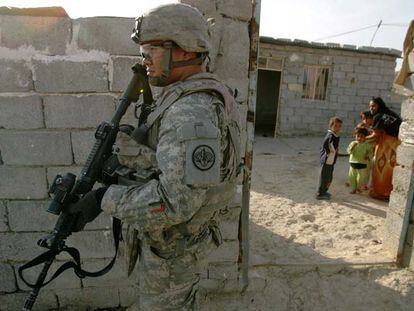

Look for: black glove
[66,187,107,232]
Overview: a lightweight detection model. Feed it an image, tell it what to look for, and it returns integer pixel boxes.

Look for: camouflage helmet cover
[131,3,211,54]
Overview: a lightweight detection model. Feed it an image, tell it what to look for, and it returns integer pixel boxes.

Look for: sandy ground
[249,136,392,265]
[202,136,414,311]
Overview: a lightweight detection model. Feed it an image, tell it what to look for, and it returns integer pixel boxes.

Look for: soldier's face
[140,42,166,79]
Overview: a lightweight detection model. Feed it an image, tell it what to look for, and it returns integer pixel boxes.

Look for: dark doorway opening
[255,69,281,137]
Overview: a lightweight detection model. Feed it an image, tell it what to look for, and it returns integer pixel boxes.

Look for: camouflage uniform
[101,71,239,310]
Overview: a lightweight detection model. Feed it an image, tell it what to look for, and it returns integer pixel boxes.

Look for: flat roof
[260,36,402,58]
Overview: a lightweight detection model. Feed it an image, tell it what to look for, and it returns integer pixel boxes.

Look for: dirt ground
[249,136,392,265]
[220,135,414,311]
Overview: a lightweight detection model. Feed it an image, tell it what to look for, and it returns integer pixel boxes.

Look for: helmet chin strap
[149,41,206,87]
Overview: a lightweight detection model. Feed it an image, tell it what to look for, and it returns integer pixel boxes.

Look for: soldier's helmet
[131,3,211,54]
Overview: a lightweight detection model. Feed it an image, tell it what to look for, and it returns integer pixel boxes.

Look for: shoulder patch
[192,144,216,171]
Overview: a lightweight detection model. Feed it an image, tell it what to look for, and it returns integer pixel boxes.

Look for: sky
[1,0,412,59]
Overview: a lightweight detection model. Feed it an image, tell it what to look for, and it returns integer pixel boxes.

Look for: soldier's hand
[66,187,107,232]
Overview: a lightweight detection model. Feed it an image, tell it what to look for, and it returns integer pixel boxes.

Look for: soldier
[67,3,240,310]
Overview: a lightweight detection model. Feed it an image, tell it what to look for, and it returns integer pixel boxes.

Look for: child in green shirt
[347,127,373,194]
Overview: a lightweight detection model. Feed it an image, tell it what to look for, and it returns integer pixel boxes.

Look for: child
[347,127,373,194]
[316,117,342,200]
[357,111,375,190]
[357,111,374,133]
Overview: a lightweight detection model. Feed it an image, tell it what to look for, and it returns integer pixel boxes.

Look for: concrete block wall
[0,1,252,309]
[385,97,414,265]
[259,42,403,136]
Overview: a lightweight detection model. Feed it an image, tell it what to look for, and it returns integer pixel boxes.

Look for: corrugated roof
[260,36,402,58]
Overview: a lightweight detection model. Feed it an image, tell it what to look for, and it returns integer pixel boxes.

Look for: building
[256,36,402,136]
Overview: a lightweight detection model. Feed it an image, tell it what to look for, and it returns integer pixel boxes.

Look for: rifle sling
[18,217,122,288]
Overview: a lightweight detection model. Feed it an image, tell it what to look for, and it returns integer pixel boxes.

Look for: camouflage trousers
[129,233,216,311]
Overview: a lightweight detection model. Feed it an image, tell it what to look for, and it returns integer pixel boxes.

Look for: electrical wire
[313,22,408,42]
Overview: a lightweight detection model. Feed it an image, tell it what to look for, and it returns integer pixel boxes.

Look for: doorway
[255,69,281,137]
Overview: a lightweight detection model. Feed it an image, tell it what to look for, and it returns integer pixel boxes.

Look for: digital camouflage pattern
[101,72,239,310]
[114,131,158,170]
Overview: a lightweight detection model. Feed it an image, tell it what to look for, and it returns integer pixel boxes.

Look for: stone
[208,262,238,280]
[71,130,95,165]
[75,17,137,55]
[33,58,108,93]
[401,98,414,121]
[0,167,47,199]
[0,131,72,165]
[0,59,33,92]
[0,232,45,261]
[217,0,252,21]
[181,0,218,16]
[64,230,114,259]
[0,201,8,232]
[208,240,239,263]
[214,18,249,80]
[0,291,57,310]
[0,15,71,55]
[55,287,120,309]
[0,95,43,129]
[0,264,16,292]
[109,56,142,92]
[8,201,56,232]
[44,94,115,129]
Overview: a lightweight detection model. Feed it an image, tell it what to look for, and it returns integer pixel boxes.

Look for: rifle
[18,63,153,311]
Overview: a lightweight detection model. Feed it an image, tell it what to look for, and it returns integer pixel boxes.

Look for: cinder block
[0,264,16,292]
[383,210,405,253]
[222,77,249,103]
[392,166,412,193]
[366,67,380,75]
[0,15,71,55]
[44,95,116,129]
[119,284,140,307]
[8,200,56,232]
[0,167,47,199]
[208,240,239,263]
[71,130,95,165]
[401,98,414,121]
[55,286,120,309]
[208,262,238,280]
[0,201,8,232]
[0,95,43,129]
[33,59,108,93]
[399,122,414,146]
[0,131,72,165]
[75,17,137,55]
[64,230,114,259]
[214,19,249,80]
[0,291,57,311]
[0,232,45,261]
[340,64,354,72]
[389,190,410,217]
[181,0,218,16]
[396,143,414,170]
[109,56,142,92]
[217,0,252,21]
[219,220,239,241]
[0,59,33,92]
[332,71,346,79]
[401,244,414,268]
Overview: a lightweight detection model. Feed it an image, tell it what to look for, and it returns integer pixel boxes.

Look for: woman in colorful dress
[366,97,402,200]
